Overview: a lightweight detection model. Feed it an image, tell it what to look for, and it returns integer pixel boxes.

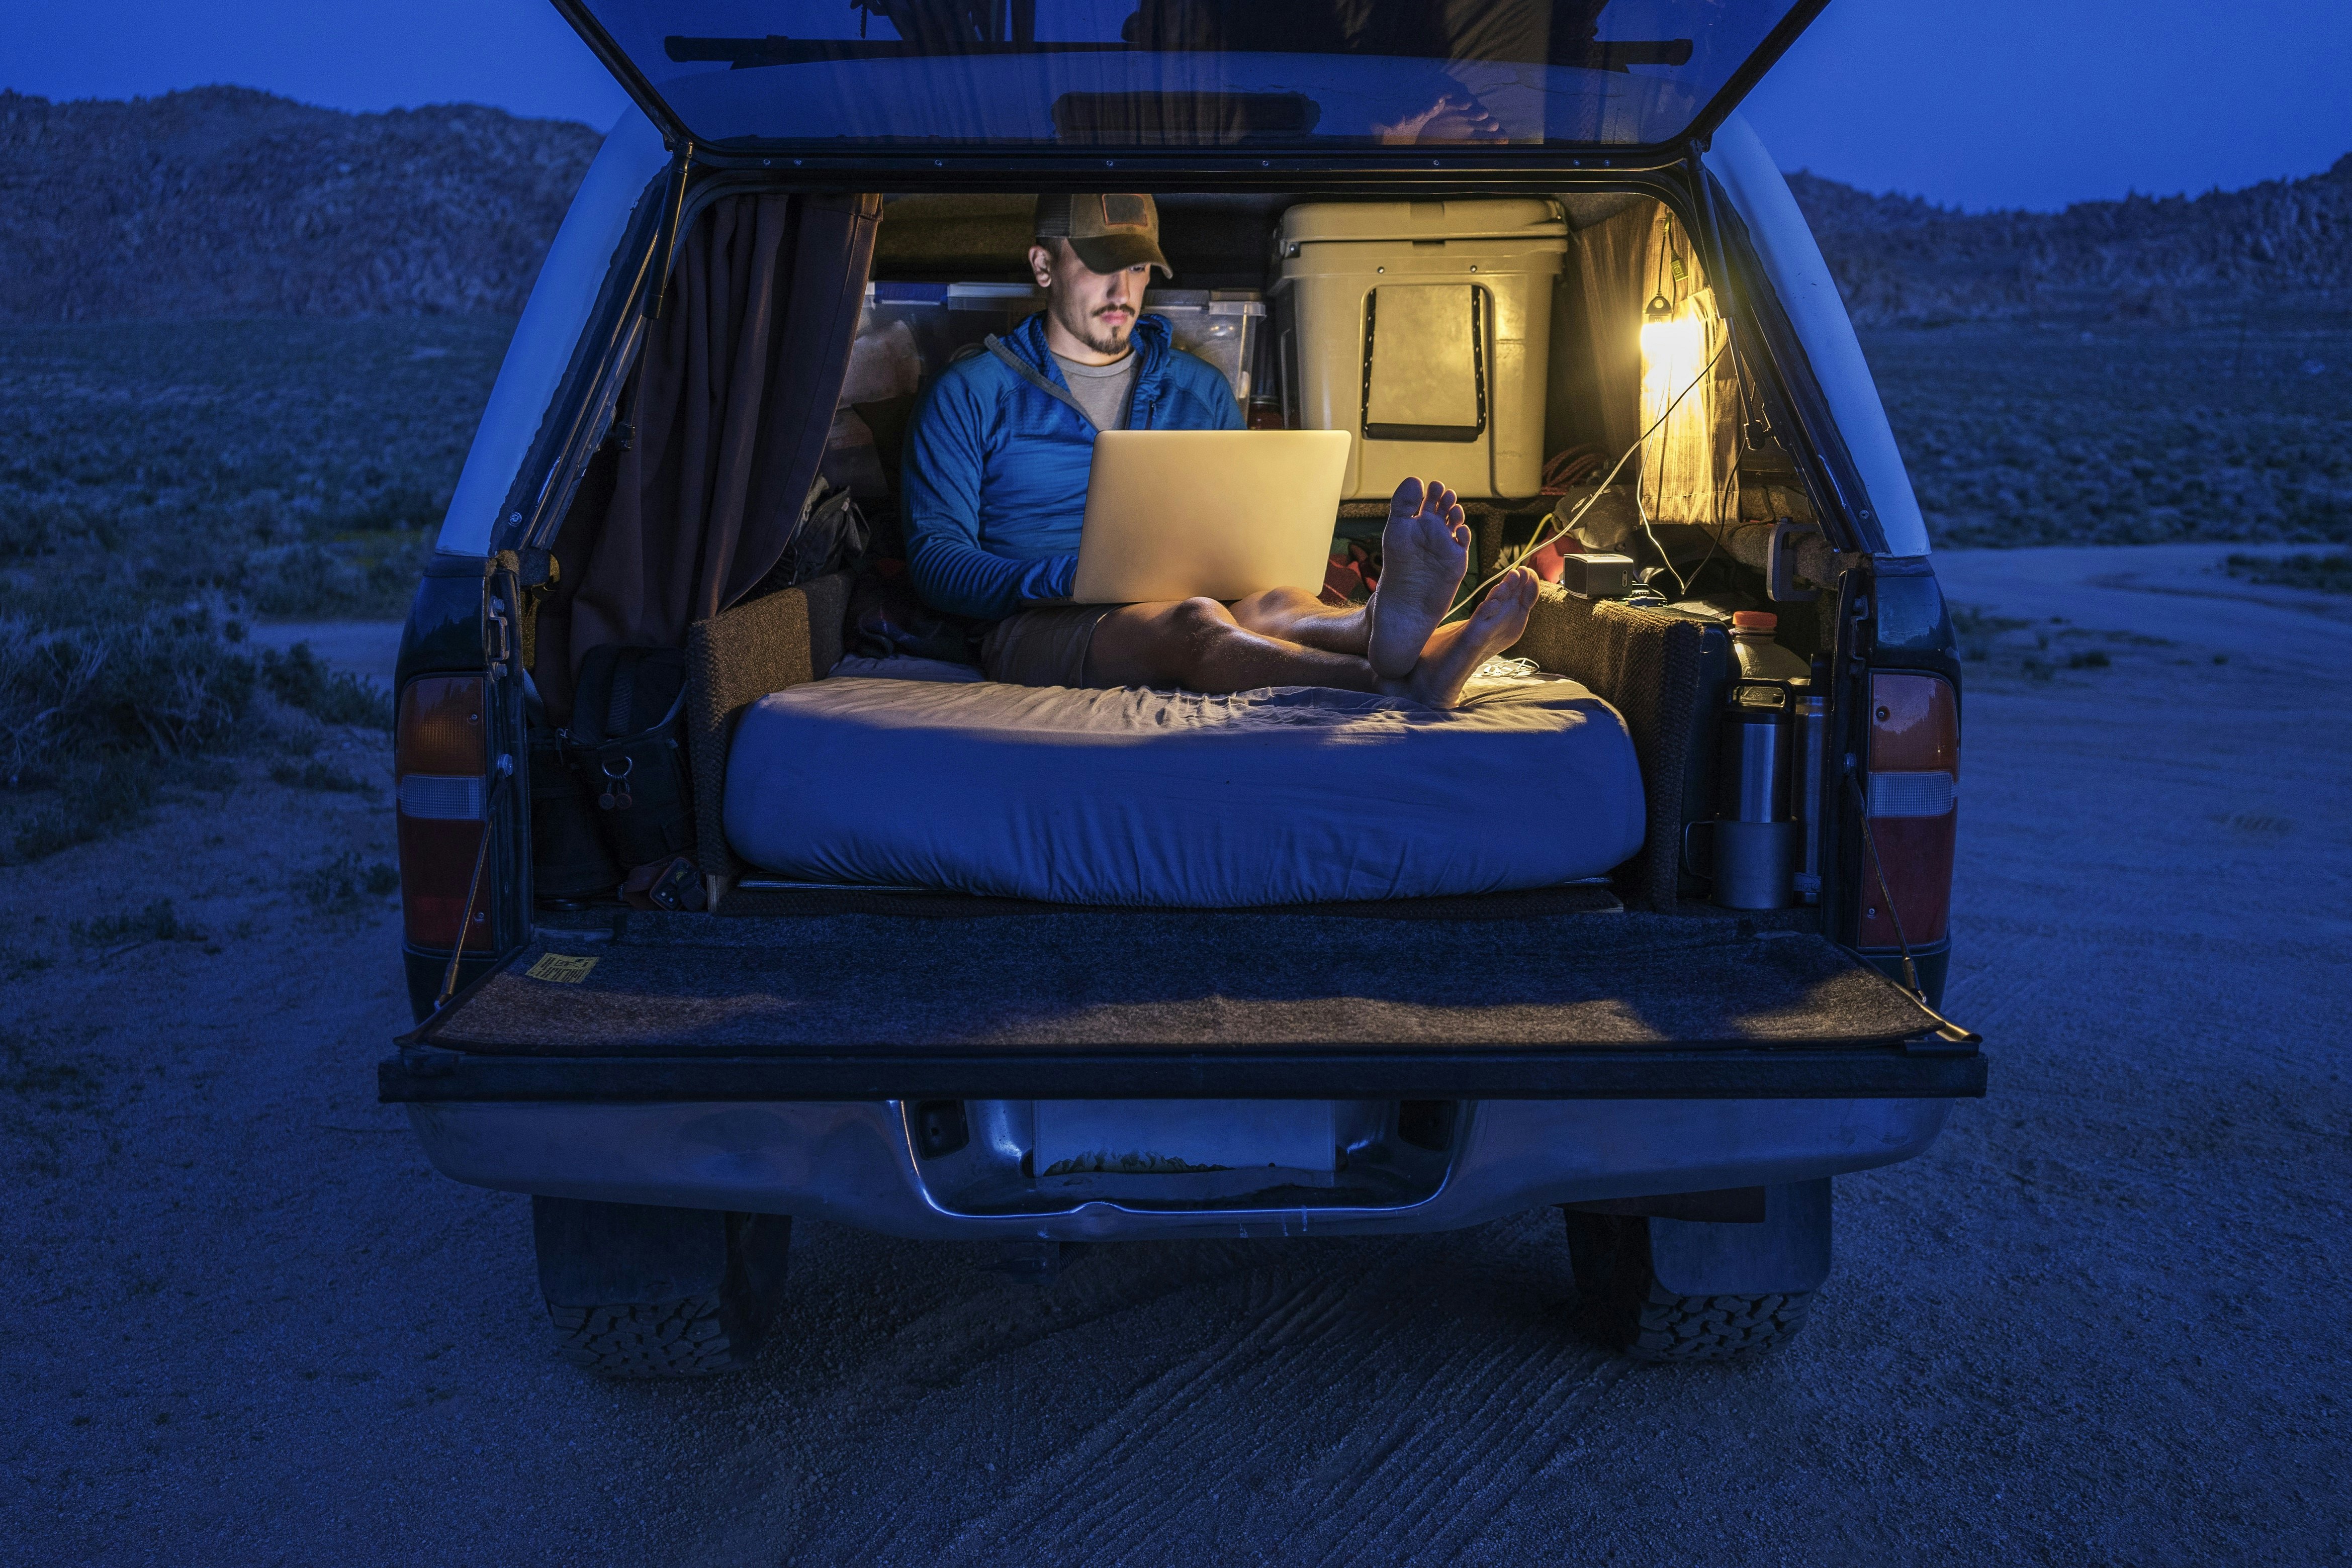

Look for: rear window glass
[575,0,1804,150]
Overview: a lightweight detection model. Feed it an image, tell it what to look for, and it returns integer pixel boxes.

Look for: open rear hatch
[383,903,1983,1102]
[554,0,1828,161]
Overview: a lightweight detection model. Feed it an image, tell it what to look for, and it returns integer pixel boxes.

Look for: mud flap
[1643,1177,1832,1297]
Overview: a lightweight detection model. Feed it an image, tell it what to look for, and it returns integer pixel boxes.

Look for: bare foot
[1366,477,1470,679]
[1394,568,1541,709]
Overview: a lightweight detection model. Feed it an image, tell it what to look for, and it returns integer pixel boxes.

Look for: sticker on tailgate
[524,953,598,984]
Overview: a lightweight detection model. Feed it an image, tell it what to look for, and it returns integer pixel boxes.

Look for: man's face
[1030,239,1152,358]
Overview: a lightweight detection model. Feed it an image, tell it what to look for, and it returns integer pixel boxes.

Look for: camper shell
[381,0,1980,1375]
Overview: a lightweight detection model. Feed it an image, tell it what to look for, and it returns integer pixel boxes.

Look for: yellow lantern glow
[1639,303,1713,521]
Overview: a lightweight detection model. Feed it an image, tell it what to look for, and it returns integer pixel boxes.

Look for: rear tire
[1562,1210,1813,1362]
[534,1203,789,1378]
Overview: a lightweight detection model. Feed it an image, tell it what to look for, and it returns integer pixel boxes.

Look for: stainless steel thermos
[1694,611,1817,910]
[1712,682,1799,909]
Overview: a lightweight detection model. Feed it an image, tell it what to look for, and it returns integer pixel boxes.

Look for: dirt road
[4,548,2346,1565]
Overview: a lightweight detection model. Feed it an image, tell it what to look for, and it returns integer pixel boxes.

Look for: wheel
[533,1201,790,1378]
[1562,1209,1814,1362]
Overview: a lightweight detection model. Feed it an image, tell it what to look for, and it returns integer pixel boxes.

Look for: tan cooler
[1271,200,1567,500]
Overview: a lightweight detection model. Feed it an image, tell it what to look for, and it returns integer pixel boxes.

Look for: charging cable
[1445,337,1727,620]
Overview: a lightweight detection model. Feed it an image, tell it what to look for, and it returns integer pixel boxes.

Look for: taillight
[396,675,492,951]
[1859,672,1957,948]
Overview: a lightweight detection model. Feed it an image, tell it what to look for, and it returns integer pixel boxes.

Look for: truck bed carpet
[412,911,1932,1054]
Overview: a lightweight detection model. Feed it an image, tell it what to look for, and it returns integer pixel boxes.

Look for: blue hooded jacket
[899,310,1244,622]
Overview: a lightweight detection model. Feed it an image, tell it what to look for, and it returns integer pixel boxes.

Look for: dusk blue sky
[6,0,2348,212]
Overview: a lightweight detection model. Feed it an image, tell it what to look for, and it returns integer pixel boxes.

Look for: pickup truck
[381,0,1982,1375]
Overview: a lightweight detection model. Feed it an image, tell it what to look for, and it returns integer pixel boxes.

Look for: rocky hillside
[1788,157,2352,326]
[3,86,2342,328]
[0,87,601,321]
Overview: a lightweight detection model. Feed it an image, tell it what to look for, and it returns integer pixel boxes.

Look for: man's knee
[1156,597,1243,679]
[1095,597,1238,686]
[1166,596,1233,634]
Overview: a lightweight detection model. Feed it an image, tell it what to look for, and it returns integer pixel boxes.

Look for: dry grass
[1859,316,2352,548]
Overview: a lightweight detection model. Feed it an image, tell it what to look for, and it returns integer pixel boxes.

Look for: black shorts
[977,604,1121,688]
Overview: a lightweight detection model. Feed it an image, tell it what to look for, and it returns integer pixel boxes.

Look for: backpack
[566,645,696,875]
[749,475,869,599]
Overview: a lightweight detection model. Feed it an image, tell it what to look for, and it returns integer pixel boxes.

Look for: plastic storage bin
[1141,289,1265,405]
[924,283,1261,405]
[860,282,954,389]
[1270,200,1568,499]
[825,283,951,498]
[944,282,1043,359]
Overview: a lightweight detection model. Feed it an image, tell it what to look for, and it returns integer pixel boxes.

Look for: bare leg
[1089,596,1384,694]
[1086,573,1542,710]
[1228,477,1470,663]
[1227,584,1369,654]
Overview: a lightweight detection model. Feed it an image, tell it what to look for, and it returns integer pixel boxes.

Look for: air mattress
[722,674,1645,907]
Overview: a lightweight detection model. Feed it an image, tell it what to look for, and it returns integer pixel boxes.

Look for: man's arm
[901,373,1075,622]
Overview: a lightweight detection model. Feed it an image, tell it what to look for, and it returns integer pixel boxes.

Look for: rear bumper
[386,1049,1976,1242]
[379,1044,1985,1102]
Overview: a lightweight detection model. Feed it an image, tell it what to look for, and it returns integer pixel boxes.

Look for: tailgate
[382,907,1983,1102]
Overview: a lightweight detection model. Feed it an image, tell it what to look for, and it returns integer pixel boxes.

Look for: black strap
[609,651,639,738]
[985,334,1093,425]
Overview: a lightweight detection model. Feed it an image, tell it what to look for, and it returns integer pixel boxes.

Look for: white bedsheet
[723,674,1646,906]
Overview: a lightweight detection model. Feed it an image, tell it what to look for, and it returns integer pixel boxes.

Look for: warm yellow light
[1639,313,1704,385]
[1639,306,1713,521]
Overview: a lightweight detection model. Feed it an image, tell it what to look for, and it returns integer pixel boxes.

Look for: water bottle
[1710,613,1807,909]
[1730,610,1808,681]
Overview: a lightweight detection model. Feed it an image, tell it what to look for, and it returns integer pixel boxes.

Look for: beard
[1058,298,1136,358]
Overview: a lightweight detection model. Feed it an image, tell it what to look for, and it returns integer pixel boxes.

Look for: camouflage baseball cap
[1034,193,1172,278]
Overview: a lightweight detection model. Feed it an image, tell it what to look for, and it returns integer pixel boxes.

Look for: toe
[1390,477,1426,517]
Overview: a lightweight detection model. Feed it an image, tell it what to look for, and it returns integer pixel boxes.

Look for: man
[900,192,1539,707]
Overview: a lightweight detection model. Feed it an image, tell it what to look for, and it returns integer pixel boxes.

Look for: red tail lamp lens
[1860,672,1957,949]
[396,676,491,951]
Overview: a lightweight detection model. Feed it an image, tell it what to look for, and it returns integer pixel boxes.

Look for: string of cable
[1636,412,1743,599]
[1443,334,1727,621]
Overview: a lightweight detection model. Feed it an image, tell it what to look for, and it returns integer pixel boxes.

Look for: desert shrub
[0,318,506,619]
[69,898,207,948]
[0,613,386,863]
[1,606,257,776]
[2225,550,2352,593]
[0,319,488,861]
[268,757,379,795]
[4,756,159,861]
[1861,321,2352,549]
[259,643,392,730]
[296,851,400,913]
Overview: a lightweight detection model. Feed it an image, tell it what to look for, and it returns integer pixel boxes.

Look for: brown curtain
[1573,199,1652,461]
[570,191,882,670]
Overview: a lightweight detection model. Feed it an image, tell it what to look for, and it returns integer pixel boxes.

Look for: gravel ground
[3,547,2346,1566]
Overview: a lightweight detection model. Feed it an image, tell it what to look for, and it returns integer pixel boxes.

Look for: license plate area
[1033,1099,1337,1177]
[909,1099,1460,1217]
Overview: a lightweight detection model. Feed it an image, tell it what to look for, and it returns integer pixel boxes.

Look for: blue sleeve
[1212,380,1246,430]
[1172,349,1245,431]
[900,371,1075,620]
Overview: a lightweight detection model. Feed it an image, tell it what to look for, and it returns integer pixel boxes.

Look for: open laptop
[1069,429,1352,605]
